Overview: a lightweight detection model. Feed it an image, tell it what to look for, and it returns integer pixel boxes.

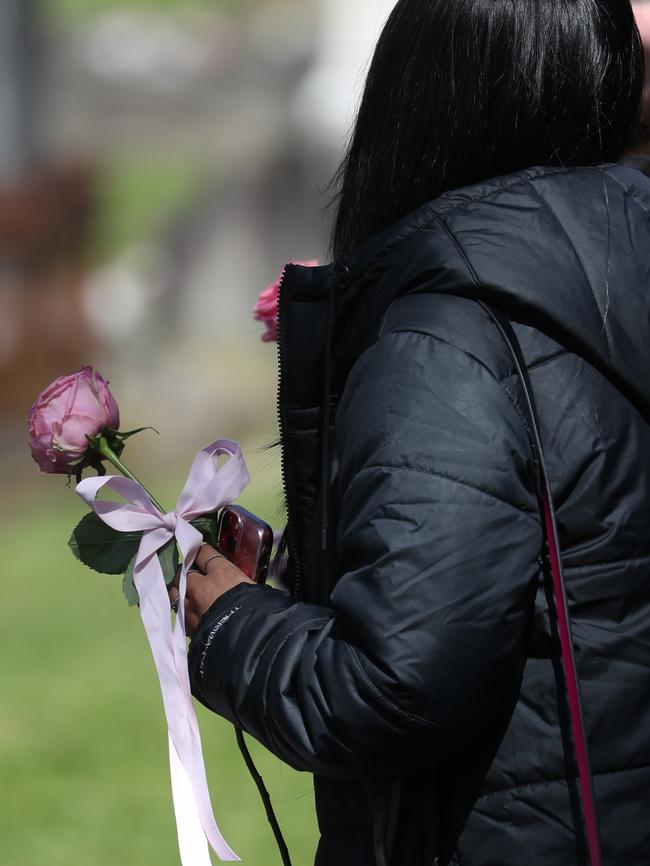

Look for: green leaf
[121,538,180,607]
[110,426,160,442]
[122,557,140,607]
[159,538,180,587]
[190,515,219,548]
[68,512,142,575]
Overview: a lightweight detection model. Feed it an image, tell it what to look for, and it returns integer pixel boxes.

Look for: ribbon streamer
[77,438,251,864]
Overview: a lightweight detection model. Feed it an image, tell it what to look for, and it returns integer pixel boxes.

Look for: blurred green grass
[0,461,318,866]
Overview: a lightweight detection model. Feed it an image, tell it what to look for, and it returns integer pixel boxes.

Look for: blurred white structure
[79,10,239,90]
[292,0,396,148]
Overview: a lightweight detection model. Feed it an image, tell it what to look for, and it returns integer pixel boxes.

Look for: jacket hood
[278,163,650,548]
[283,163,650,413]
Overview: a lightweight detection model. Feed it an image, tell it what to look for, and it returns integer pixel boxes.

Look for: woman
[171,2,650,864]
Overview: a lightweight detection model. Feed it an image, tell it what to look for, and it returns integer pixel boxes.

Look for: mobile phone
[216,505,274,585]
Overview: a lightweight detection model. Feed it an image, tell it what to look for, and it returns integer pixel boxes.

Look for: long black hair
[330,0,645,260]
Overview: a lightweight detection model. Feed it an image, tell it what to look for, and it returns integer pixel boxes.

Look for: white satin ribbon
[76,438,251,863]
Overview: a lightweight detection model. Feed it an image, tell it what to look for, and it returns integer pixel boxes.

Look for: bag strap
[477,300,603,866]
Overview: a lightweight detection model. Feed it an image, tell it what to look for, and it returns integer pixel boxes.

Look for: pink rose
[29,366,120,474]
[254,259,319,342]
[634,2,650,123]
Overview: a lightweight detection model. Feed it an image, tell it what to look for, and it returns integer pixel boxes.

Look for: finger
[168,585,180,612]
[184,610,200,638]
[171,563,201,596]
[194,542,226,573]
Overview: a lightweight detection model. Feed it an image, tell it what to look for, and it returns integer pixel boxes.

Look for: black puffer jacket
[189,164,650,866]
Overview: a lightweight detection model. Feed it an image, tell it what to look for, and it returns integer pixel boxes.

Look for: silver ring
[171,596,180,613]
[204,553,227,569]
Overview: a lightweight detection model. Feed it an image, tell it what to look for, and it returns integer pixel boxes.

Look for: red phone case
[216,505,274,584]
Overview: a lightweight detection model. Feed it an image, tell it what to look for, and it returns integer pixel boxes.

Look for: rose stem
[96,436,166,513]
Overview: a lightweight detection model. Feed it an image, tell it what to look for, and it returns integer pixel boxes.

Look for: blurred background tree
[0,2,395,865]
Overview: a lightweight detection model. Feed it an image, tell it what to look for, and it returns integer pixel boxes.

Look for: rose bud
[29,366,120,475]
[254,259,319,342]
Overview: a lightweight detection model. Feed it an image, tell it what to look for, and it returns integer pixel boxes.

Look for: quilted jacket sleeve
[188,326,543,779]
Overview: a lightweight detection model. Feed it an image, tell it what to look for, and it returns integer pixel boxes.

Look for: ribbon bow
[77,439,251,864]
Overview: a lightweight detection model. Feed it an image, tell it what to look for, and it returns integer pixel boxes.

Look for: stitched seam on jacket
[563,551,650,572]
[348,210,446,286]
[345,642,444,730]
[424,213,544,461]
[501,349,570,376]
[497,378,535,443]
[428,166,597,211]
[261,616,331,719]
[346,166,622,293]
[525,179,614,366]
[387,327,512,386]
[288,399,341,414]
[346,167,586,284]
[350,463,539,524]
[605,171,650,217]
[385,326,535,445]
[477,760,650,801]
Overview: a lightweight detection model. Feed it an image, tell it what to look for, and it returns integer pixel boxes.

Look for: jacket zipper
[276,265,305,601]
[277,262,349,601]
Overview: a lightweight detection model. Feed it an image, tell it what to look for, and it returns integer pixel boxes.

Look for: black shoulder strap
[476,300,603,866]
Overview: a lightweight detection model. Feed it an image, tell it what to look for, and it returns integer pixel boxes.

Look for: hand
[169,543,257,637]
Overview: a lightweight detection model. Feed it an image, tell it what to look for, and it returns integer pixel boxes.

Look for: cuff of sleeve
[191,579,283,646]
[187,581,287,702]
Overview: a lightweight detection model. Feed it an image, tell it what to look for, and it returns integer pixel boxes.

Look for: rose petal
[30,434,58,473]
[253,260,319,337]
[71,372,108,426]
[91,369,120,430]
[257,261,317,308]
[254,283,279,318]
[52,413,103,455]
[102,385,120,430]
[262,320,278,342]
[29,375,75,436]
[28,366,122,472]
[33,370,82,406]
